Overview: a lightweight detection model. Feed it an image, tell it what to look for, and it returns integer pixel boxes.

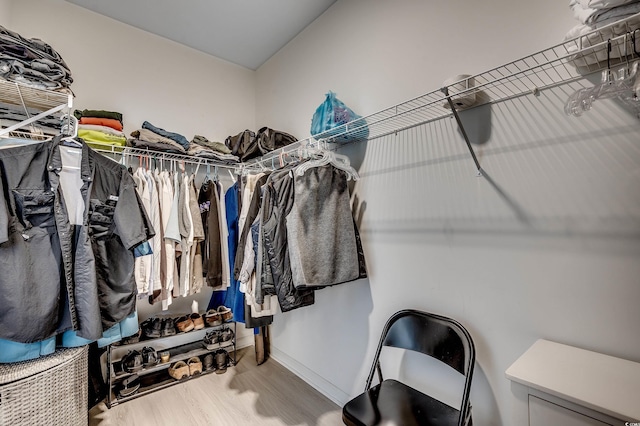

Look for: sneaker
[190,313,205,330]
[168,360,190,380]
[122,350,143,373]
[187,356,203,376]
[142,318,162,339]
[162,318,177,337]
[203,330,221,350]
[214,349,228,374]
[176,315,195,333]
[220,327,234,343]
[141,346,158,368]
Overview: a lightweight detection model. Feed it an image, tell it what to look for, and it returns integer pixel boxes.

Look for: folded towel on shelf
[570,0,640,24]
[79,116,123,131]
[564,11,640,67]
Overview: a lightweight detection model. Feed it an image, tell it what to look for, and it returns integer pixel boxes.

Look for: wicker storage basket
[0,346,88,426]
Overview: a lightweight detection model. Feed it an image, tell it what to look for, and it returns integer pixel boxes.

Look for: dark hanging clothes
[0,137,153,343]
[260,170,314,312]
[199,179,223,287]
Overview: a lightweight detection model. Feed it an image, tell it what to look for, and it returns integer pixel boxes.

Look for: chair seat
[342,379,461,426]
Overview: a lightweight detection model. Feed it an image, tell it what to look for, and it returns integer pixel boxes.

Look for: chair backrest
[365,309,475,422]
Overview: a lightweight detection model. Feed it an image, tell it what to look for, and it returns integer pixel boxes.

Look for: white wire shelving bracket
[91,144,262,174]
[246,12,640,171]
[0,79,73,139]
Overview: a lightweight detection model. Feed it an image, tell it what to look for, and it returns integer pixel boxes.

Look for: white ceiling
[65,0,337,70]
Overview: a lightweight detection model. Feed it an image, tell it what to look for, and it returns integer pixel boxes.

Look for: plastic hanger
[566,36,640,116]
[294,148,359,180]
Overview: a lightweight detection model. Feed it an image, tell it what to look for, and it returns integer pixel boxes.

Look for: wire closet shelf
[247,12,640,169]
[91,144,259,173]
[0,79,73,139]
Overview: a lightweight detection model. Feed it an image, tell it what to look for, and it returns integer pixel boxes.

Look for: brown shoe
[190,313,205,330]
[217,306,233,322]
[176,315,194,333]
[187,356,203,376]
[168,361,189,380]
[205,309,222,327]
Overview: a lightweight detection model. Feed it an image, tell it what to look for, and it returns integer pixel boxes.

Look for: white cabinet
[506,339,640,426]
[530,395,611,426]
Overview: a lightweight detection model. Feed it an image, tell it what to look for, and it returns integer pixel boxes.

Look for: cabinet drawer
[530,395,612,426]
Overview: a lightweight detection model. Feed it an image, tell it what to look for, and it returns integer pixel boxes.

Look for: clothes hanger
[294,147,359,180]
[566,36,640,116]
[59,114,82,148]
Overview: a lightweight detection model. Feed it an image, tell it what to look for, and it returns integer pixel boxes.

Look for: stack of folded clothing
[128,121,190,153]
[565,0,640,67]
[75,109,127,150]
[188,135,239,163]
[0,25,72,91]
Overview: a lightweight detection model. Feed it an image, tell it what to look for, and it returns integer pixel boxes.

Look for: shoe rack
[105,319,237,408]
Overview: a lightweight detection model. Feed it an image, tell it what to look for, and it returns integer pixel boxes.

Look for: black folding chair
[342,309,475,426]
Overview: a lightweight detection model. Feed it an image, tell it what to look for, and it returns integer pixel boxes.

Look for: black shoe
[122,350,143,373]
[203,330,221,350]
[141,346,158,368]
[162,318,176,337]
[142,318,162,339]
[203,353,215,371]
[118,374,140,398]
[214,349,228,374]
[220,327,234,343]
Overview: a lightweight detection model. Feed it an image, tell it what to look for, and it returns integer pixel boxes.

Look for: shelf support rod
[441,87,482,176]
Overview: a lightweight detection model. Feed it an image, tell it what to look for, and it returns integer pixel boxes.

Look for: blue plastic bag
[310,91,368,143]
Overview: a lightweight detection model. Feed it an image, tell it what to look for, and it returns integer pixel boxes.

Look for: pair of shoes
[122,350,143,373]
[191,313,205,330]
[214,349,229,374]
[168,358,202,380]
[203,326,235,350]
[176,315,195,333]
[118,374,140,398]
[168,361,189,380]
[205,309,222,327]
[142,318,162,339]
[217,305,233,322]
[162,318,176,336]
[141,346,158,368]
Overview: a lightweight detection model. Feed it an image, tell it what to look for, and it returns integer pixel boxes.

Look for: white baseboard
[270,346,350,406]
[235,334,254,350]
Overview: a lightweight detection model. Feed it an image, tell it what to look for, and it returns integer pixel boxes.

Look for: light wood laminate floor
[89,347,342,426]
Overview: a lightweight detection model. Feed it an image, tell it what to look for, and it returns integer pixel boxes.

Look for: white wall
[0,0,11,24]
[256,1,640,425]
[5,0,257,345]
[8,0,255,142]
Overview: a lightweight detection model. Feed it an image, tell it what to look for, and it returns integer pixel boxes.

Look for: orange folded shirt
[79,117,123,131]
